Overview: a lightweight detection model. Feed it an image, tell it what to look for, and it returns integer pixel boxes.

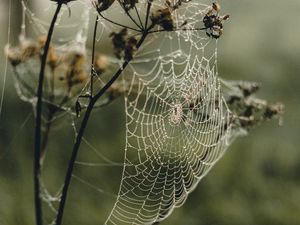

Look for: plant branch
[54,26,152,225]
[90,16,99,97]
[97,11,141,32]
[34,2,62,225]
[123,8,143,30]
[144,0,153,29]
[134,6,144,30]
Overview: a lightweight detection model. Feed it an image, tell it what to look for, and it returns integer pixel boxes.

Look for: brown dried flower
[118,0,138,11]
[39,36,59,70]
[124,36,138,61]
[5,46,22,67]
[50,0,76,4]
[110,29,139,61]
[94,54,108,74]
[5,39,40,67]
[110,28,128,59]
[63,53,88,87]
[151,8,174,31]
[203,2,230,39]
[92,0,115,12]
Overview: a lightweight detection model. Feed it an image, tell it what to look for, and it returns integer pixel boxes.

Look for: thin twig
[134,5,144,30]
[123,8,143,30]
[34,2,62,225]
[90,16,99,97]
[97,11,141,32]
[144,0,153,29]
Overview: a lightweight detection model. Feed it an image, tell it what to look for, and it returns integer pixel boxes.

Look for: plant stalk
[90,16,99,97]
[34,3,62,225]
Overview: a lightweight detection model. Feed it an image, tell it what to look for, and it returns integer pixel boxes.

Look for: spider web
[6,0,238,224]
[105,1,233,224]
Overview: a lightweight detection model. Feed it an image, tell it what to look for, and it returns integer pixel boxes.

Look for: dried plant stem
[34,2,62,225]
[145,0,153,29]
[55,26,152,225]
[98,11,141,32]
[123,8,143,30]
[90,16,99,97]
[134,6,144,29]
[40,69,56,165]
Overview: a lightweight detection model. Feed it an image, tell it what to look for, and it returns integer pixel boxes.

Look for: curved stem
[34,3,62,225]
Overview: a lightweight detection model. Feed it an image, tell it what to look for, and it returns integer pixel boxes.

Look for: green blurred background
[0,0,300,225]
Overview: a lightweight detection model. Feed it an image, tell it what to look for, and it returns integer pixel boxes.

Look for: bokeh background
[0,0,300,225]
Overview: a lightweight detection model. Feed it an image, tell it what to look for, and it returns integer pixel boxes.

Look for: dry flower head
[118,0,138,11]
[151,7,174,31]
[203,2,230,39]
[94,54,108,74]
[110,28,128,59]
[93,0,115,12]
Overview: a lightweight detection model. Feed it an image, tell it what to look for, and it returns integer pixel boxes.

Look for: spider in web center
[169,102,184,125]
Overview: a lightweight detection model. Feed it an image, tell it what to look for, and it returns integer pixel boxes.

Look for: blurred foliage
[0,1,300,225]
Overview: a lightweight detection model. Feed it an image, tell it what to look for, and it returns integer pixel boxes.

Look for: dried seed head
[237,82,260,97]
[39,36,59,70]
[93,0,115,12]
[124,36,138,61]
[5,46,22,67]
[118,0,138,11]
[94,54,108,74]
[110,28,128,59]
[110,28,139,61]
[21,43,38,60]
[263,103,284,120]
[212,2,221,12]
[151,8,174,31]
[64,53,88,86]
[203,2,230,39]
[222,14,230,21]
[50,0,76,4]
[165,0,171,7]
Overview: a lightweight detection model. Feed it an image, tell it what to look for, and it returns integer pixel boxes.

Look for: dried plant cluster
[5,1,283,225]
[224,81,284,132]
[203,2,230,38]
